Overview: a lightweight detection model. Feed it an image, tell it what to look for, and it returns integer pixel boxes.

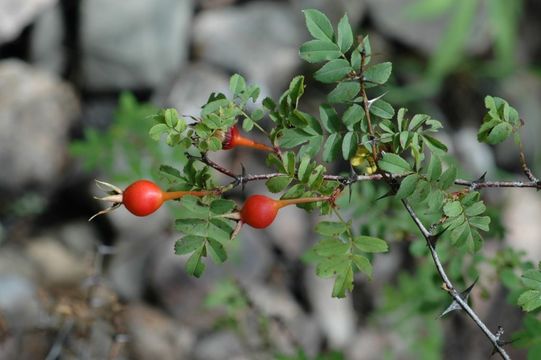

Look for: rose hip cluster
[91,126,334,229]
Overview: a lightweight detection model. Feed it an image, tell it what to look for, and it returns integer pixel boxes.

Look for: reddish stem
[275,196,331,209]
[162,190,214,202]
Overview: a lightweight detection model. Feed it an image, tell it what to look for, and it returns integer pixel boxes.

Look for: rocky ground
[0,0,540,359]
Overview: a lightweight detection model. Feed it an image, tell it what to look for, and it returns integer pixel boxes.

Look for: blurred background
[0,0,540,359]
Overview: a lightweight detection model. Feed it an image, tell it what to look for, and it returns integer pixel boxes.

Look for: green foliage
[512,315,541,360]
[391,0,523,101]
[175,196,238,277]
[304,217,388,298]
[478,95,522,145]
[74,10,541,357]
[70,92,182,182]
[518,264,541,312]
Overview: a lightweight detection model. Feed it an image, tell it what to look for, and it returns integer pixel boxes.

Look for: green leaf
[283,151,296,176]
[279,128,311,148]
[175,235,205,255]
[164,108,179,128]
[342,131,358,160]
[337,14,353,52]
[207,238,227,263]
[297,156,313,183]
[242,117,254,132]
[443,201,463,217]
[299,40,342,63]
[364,62,392,85]
[288,75,305,108]
[229,74,246,95]
[352,255,372,278]
[303,9,334,41]
[159,164,182,181]
[350,49,361,70]
[186,246,206,278]
[353,236,389,253]
[342,104,364,130]
[210,199,237,215]
[313,238,349,256]
[426,155,442,181]
[320,104,340,133]
[328,82,360,103]
[370,99,395,119]
[439,166,457,189]
[266,175,292,193]
[378,153,412,175]
[396,174,420,199]
[423,134,448,153]
[399,131,409,149]
[469,216,490,232]
[308,164,326,188]
[518,290,541,312]
[251,109,264,122]
[522,270,541,291]
[149,123,169,141]
[202,98,230,116]
[486,122,513,144]
[332,264,354,298]
[409,114,430,131]
[314,59,353,83]
[465,201,486,217]
[315,221,348,236]
[322,133,342,162]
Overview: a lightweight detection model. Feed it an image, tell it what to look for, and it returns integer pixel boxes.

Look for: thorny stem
[358,40,511,358]
[518,139,540,183]
[198,155,541,191]
[401,199,511,360]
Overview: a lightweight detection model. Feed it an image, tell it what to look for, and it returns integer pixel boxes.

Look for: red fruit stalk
[240,194,331,229]
[222,126,274,152]
[90,179,213,220]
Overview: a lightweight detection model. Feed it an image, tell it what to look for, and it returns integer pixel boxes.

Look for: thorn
[375,189,394,201]
[429,226,448,247]
[439,279,478,318]
[348,167,356,204]
[366,91,389,109]
[473,171,487,185]
[241,164,247,193]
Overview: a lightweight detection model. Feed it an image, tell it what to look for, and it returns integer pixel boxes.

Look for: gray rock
[57,221,99,256]
[0,60,79,191]
[0,274,45,330]
[367,0,490,56]
[267,205,310,259]
[0,0,57,44]
[0,247,38,281]
[246,283,321,355]
[503,189,541,264]
[305,269,356,349]
[80,0,193,90]
[291,0,367,27]
[192,331,246,360]
[193,1,304,97]
[108,235,157,300]
[156,62,230,117]
[25,236,89,286]
[147,229,273,325]
[126,304,194,360]
[453,127,495,177]
[30,3,64,74]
